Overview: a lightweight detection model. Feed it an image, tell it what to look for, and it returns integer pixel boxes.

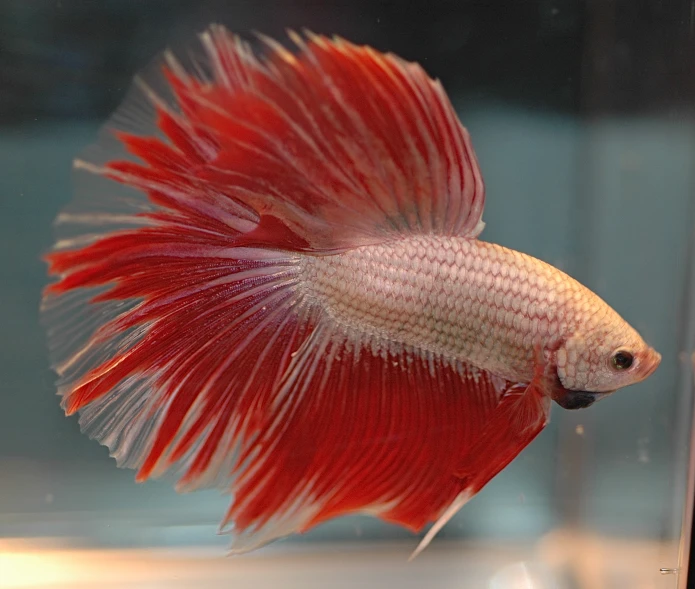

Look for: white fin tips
[408,490,472,561]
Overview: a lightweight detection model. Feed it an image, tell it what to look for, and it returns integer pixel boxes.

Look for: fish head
[554,314,660,404]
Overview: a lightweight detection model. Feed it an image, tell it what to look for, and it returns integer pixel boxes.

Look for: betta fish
[42,25,661,557]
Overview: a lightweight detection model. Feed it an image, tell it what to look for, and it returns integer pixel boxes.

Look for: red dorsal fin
[72,26,485,255]
[207,27,487,248]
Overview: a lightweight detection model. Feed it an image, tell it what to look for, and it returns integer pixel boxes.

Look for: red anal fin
[213,329,548,554]
[455,380,550,493]
[410,365,551,559]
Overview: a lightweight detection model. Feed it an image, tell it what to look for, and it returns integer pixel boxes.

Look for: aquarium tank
[1,1,694,588]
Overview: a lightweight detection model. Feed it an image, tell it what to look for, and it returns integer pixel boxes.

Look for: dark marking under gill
[549,372,602,410]
[554,390,599,410]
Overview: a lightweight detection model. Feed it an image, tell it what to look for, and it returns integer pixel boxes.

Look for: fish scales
[302,235,608,384]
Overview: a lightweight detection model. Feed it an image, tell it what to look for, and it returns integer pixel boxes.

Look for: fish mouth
[638,348,661,381]
[553,390,610,410]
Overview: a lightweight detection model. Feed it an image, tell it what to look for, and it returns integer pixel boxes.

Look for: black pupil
[613,351,633,369]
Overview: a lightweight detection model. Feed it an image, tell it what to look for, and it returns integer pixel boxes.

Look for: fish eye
[611,350,634,370]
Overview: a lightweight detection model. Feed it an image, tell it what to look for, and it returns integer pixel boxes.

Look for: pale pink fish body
[304,235,660,403]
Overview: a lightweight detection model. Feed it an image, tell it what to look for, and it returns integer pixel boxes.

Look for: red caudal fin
[41,27,534,553]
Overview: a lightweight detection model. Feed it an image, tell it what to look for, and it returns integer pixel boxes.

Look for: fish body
[42,26,660,557]
[302,235,658,397]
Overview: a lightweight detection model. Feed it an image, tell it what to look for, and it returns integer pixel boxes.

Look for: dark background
[2,0,695,124]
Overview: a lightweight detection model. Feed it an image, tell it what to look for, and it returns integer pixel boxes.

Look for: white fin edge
[408,490,472,561]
